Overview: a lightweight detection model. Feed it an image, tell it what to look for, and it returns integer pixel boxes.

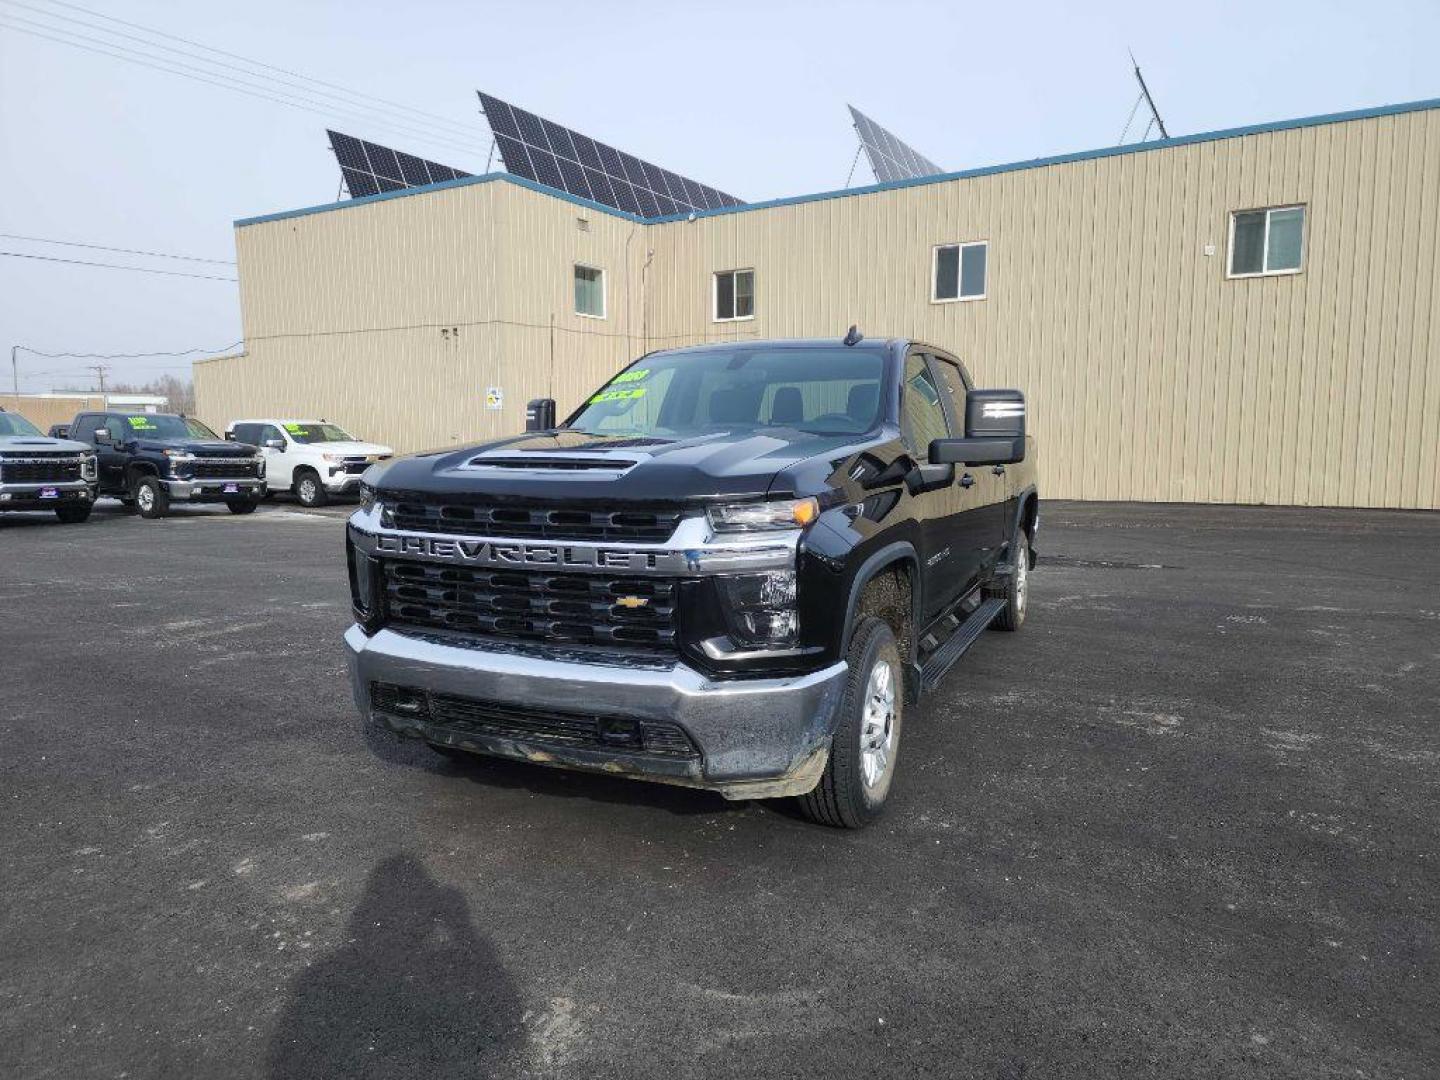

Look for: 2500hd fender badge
[371,532,669,572]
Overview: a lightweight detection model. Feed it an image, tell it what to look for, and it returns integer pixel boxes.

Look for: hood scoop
[465,454,638,472]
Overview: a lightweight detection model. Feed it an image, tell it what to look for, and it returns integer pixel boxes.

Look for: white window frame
[931,240,988,304]
[1227,205,1306,280]
[573,263,607,319]
[712,268,756,323]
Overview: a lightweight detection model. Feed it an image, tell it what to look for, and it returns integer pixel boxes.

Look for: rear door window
[900,355,948,455]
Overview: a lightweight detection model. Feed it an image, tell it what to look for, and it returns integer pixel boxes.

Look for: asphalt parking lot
[1,498,1436,1079]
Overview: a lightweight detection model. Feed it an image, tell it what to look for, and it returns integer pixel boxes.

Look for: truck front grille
[191,458,259,479]
[380,561,678,651]
[0,459,83,483]
[370,681,699,759]
[386,497,682,543]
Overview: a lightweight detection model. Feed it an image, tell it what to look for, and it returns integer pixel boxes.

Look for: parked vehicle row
[1,408,391,523]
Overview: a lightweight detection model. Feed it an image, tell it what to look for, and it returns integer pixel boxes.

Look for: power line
[24,0,481,140]
[1,250,238,282]
[0,17,485,160]
[0,232,235,265]
[15,342,242,360]
[3,0,483,147]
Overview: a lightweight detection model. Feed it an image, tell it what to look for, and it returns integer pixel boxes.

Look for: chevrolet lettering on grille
[373,533,676,572]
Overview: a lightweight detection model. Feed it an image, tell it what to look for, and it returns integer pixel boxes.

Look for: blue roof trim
[237,96,1440,229]
[235,169,642,228]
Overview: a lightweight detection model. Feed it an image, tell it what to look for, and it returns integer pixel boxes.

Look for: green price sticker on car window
[588,387,647,405]
[611,368,649,385]
[127,417,157,429]
[284,423,308,434]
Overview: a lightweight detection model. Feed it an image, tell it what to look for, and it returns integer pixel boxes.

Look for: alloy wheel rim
[1015,543,1028,613]
[859,659,896,788]
[301,479,316,502]
[138,486,153,511]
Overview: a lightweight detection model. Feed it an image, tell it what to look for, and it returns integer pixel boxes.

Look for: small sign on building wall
[485,387,503,410]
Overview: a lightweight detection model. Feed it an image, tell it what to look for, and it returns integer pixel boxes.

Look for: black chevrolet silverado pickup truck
[70,411,266,518]
[346,335,1038,827]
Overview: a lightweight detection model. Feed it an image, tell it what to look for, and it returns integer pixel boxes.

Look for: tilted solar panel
[326,130,473,199]
[848,105,944,183]
[477,91,743,217]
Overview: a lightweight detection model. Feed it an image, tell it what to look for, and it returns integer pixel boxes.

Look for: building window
[714,269,755,321]
[1229,206,1305,278]
[574,264,606,318]
[933,241,987,302]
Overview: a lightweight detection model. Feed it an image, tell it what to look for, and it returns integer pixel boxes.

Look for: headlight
[323,453,344,464]
[255,455,266,478]
[81,455,98,480]
[359,481,378,513]
[717,570,798,647]
[163,450,195,475]
[708,497,819,532]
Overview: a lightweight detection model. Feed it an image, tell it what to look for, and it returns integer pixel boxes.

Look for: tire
[54,504,92,524]
[294,470,328,507]
[226,498,258,515]
[991,529,1030,632]
[797,616,903,829]
[133,475,169,519]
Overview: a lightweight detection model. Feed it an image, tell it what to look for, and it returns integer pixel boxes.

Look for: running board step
[920,598,1007,693]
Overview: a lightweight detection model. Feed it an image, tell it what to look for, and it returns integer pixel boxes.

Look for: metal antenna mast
[1129,49,1169,140]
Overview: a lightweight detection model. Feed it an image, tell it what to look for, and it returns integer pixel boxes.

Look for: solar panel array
[478,91,743,218]
[848,105,944,183]
[327,129,473,198]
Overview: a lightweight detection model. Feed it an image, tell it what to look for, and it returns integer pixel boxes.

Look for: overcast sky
[1,0,1436,393]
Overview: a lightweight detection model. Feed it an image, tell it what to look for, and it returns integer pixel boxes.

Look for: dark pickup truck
[69,411,266,518]
[345,334,1038,827]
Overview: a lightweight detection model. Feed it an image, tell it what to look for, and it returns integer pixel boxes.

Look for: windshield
[283,422,355,444]
[567,346,887,438]
[0,412,43,437]
[120,414,219,440]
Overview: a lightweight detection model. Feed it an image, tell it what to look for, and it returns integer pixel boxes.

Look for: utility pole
[89,364,109,395]
[10,345,17,399]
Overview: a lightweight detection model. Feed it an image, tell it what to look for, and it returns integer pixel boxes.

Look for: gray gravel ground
[1,499,1436,1079]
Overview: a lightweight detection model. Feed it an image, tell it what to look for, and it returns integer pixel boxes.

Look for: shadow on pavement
[267,854,523,1079]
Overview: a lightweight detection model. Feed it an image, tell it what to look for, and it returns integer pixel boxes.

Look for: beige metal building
[1,393,107,432]
[196,97,1440,509]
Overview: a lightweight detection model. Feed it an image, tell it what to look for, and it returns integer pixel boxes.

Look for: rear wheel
[294,470,328,507]
[797,617,903,829]
[133,476,169,519]
[991,530,1030,632]
[55,504,92,524]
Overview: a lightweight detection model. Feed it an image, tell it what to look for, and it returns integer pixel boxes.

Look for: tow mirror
[526,398,557,432]
[93,428,112,445]
[264,438,285,449]
[928,388,1026,466]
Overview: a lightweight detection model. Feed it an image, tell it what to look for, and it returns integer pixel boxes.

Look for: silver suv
[0,408,99,524]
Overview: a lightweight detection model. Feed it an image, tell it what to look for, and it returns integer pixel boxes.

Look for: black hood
[369,428,866,504]
[133,438,256,455]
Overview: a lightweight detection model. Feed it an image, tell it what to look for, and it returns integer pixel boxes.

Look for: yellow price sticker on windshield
[611,368,650,385]
[284,423,307,434]
[127,417,157,429]
[588,387,647,405]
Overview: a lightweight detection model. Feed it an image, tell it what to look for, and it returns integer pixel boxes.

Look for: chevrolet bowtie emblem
[615,595,650,609]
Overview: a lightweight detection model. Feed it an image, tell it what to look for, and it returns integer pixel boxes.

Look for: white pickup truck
[225,419,392,507]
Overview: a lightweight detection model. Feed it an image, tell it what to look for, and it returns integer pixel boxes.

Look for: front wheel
[55,504,92,524]
[134,476,169,519]
[226,498,258,515]
[294,470,328,507]
[797,616,903,829]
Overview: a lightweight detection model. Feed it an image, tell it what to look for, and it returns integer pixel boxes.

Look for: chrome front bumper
[344,624,846,800]
[0,479,96,507]
[324,472,365,493]
[164,477,266,499]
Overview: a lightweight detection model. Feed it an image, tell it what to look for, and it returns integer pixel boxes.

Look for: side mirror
[928,388,1026,466]
[264,438,285,449]
[526,398,557,432]
[93,428,112,445]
